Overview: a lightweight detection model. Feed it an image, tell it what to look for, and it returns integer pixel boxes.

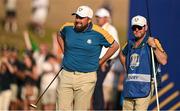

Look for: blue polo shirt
[59,22,114,72]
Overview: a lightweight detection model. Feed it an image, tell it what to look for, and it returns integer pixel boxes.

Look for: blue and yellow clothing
[122,36,164,98]
[59,22,114,72]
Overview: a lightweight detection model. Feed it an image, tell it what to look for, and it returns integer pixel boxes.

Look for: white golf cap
[95,8,110,17]
[72,5,93,18]
[131,15,147,26]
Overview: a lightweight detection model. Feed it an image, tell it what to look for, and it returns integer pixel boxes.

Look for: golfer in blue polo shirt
[56,5,119,110]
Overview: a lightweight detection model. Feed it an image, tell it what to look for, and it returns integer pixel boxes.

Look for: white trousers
[0,89,12,111]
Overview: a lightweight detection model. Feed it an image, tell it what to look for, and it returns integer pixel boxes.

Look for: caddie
[119,15,167,110]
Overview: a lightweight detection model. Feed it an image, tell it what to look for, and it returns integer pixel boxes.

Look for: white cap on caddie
[95,8,110,18]
[72,5,93,18]
[131,15,147,26]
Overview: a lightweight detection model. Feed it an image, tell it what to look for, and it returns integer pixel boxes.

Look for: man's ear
[145,25,148,31]
[88,19,92,23]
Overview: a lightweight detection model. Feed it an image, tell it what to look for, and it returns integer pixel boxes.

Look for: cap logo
[134,18,139,22]
[78,8,83,12]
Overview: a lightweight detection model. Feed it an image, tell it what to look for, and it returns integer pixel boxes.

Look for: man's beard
[135,37,141,41]
[134,32,146,41]
[74,22,88,32]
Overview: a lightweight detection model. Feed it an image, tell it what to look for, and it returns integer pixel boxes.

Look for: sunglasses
[131,25,144,31]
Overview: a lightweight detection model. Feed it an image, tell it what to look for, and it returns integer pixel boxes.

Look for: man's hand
[147,37,168,65]
[147,37,156,48]
[100,62,108,72]
[1,57,8,64]
[99,41,119,66]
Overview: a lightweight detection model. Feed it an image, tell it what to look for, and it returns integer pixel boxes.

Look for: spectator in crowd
[23,31,50,80]
[4,0,18,32]
[21,51,39,110]
[93,8,120,110]
[33,43,49,77]
[40,53,60,110]
[0,45,15,110]
[110,58,125,110]
[8,47,25,110]
[30,0,49,36]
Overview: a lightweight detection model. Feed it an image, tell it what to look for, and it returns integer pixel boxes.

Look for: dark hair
[23,50,36,65]
[45,53,56,61]
[10,46,19,53]
[0,44,10,52]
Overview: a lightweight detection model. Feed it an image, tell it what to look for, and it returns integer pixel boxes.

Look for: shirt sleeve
[154,38,165,52]
[122,42,128,56]
[98,36,114,48]
[92,24,114,47]
[98,30,115,48]
[59,22,74,39]
[59,26,65,39]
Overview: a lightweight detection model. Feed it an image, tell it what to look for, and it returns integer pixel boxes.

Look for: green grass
[0,22,127,59]
[0,25,56,56]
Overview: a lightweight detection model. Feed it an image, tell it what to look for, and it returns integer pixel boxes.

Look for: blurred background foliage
[0,0,129,56]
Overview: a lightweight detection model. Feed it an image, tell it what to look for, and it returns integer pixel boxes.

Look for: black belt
[63,67,90,73]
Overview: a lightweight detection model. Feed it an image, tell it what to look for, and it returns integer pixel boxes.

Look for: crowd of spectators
[1,1,125,110]
[0,43,125,110]
[0,44,61,110]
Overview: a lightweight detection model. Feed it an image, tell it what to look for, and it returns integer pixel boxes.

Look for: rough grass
[0,25,54,56]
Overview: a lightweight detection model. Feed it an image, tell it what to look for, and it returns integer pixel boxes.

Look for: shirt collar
[86,22,93,31]
[82,22,93,32]
[131,34,149,48]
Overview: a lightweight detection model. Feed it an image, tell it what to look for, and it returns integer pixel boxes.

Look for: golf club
[145,0,160,110]
[30,67,63,109]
